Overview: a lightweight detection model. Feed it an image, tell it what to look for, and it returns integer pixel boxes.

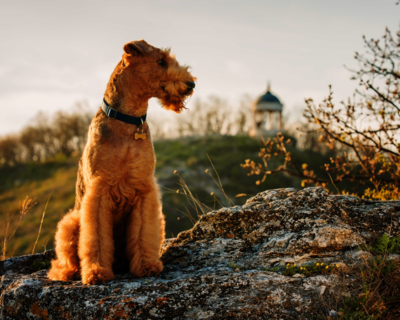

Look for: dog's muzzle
[186,81,196,89]
[185,81,195,94]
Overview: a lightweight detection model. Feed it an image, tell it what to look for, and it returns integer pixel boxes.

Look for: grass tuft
[262,261,338,277]
[320,234,400,319]
[337,256,399,319]
[358,233,400,256]
[2,196,36,260]
[228,261,241,271]
[172,154,235,226]
[31,194,51,254]
[31,260,51,271]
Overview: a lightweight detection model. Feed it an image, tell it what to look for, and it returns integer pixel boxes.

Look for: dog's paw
[131,259,163,278]
[82,264,114,285]
[48,260,79,281]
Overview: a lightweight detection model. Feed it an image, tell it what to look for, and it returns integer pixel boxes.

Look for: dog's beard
[159,93,192,113]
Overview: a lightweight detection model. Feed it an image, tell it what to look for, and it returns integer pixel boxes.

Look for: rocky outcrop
[1,187,399,319]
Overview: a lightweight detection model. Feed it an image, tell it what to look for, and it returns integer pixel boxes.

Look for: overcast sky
[0,0,399,135]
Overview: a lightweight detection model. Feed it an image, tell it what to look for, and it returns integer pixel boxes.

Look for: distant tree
[31,113,58,160]
[20,126,39,162]
[0,102,93,166]
[176,95,252,137]
[241,25,400,200]
[52,111,91,157]
[0,135,21,166]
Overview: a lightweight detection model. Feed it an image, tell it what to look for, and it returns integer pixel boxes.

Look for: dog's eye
[157,59,166,66]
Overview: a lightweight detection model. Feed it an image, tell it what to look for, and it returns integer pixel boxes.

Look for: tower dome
[249,82,284,137]
[255,84,283,112]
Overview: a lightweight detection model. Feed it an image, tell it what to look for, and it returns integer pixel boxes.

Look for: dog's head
[119,40,196,113]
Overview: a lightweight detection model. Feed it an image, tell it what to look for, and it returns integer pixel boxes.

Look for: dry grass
[31,194,51,254]
[173,171,212,224]
[172,155,235,226]
[1,195,53,260]
[338,237,400,319]
[205,154,235,207]
[1,196,36,260]
[315,234,400,319]
[355,257,400,318]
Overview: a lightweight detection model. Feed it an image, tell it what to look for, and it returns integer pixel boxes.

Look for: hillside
[0,135,330,258]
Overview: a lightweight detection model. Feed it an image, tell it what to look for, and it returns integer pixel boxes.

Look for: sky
[0,0,399,135]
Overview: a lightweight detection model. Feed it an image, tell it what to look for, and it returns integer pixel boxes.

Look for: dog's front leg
[126,183,165,277]
[78,177,115,285]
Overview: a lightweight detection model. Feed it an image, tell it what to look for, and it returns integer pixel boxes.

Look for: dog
[48,40,195,285]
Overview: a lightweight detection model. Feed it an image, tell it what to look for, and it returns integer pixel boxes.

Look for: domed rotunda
[249,83,284,137]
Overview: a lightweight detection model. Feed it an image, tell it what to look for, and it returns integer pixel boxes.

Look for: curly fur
[48,40,195,285]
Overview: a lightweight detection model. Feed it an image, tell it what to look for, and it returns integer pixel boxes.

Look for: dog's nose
[186,81,196,89]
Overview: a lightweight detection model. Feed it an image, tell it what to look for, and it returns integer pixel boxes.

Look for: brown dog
[48,40,195,285]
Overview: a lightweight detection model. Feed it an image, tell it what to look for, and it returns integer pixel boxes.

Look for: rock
[292,273,305,278]
[1,187,399,319]
[0,250,55,276]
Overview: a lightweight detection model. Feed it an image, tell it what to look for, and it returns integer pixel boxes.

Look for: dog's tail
[48,209,80,281]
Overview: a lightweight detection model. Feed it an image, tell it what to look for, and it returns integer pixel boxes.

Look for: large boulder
[1,187,399,319]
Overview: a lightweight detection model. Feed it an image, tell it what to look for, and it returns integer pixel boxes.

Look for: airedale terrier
[48,40,196,285]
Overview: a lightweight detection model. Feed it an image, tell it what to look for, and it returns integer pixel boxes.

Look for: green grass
[358,233,400,256]
[325,234,400,320]
[262,261,338,277]
[228,261,241,270]
[335,234,400,319]
[31,260,51,271]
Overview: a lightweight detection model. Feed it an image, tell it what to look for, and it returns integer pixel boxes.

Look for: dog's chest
[125,140,155,173]
[104,140,156,194]
[103,138,155,174]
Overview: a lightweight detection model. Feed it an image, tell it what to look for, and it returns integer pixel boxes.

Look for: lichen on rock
[1,187,399,319]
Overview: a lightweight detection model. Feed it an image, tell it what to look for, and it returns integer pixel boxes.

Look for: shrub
[241,25,400,200]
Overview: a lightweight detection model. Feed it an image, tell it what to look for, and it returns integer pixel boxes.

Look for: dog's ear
[123,40,153,56]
